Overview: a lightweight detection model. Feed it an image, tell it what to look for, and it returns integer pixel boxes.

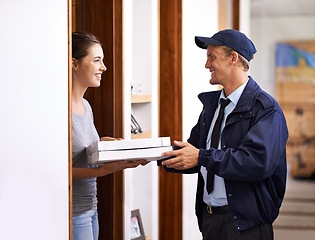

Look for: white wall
[123,0,159,239]
[182,1,219,239]
[0,1,69,239]
[239,0,251,35]
[250,0,315,96]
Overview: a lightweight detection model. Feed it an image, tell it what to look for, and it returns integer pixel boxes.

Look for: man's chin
[209,78,217,85]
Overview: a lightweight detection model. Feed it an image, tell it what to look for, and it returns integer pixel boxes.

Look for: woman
[71,32,146,240]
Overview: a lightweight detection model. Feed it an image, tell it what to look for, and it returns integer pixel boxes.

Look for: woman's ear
[72,58,78,70]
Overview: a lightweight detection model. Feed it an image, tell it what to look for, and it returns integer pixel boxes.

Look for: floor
[274,169,315,240]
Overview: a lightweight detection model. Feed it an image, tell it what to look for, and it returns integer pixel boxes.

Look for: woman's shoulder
[82,98,94,117]
[82,98,92,109]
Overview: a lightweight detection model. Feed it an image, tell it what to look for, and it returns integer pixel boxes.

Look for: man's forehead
[206,45,219,55]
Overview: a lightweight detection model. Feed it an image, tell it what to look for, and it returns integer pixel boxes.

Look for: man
[161,29,288,240]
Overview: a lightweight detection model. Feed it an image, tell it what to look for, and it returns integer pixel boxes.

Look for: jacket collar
[198,77,261,112]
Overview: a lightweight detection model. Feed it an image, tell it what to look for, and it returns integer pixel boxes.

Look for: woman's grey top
[72,98,100,216]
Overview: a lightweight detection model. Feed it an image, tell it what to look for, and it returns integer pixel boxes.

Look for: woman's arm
[73,159,147,180]
[73,136,148,180]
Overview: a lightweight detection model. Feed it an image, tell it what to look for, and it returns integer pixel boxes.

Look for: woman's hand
[99,159,148,175]
[73,159,149,180]
[100,136,123,141]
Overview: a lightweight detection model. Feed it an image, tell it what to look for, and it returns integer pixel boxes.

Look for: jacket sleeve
[157,108,206,174]
[198,103,288,182]
[157,147,199,174]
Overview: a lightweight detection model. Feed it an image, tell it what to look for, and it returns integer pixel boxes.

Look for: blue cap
[195,29,257,62]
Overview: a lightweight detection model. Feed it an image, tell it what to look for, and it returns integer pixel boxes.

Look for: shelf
[131,131,152,139]
[131,95,152,103]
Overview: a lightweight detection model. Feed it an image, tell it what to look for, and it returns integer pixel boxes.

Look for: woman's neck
[72,81,87,115]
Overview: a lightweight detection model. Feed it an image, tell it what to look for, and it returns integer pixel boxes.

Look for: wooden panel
[74,0,124,239]
[71,0,75,32]
[219,0,240,31]
[112,0,124,139]
[159,0,183,240]
[68,1,73,239]
[232,0,240,30]
[131,95,152,103]
[218,0,227,30]
[131,131,152,139]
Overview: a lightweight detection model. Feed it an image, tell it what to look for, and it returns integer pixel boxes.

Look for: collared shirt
[201,79,248,206]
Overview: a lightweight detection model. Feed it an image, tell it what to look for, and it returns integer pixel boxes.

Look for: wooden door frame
[232,0,240,30]
[68,0,73,239]
[71,0,124,239]
[159,0,183,240]
[219,0,240,30]
[219,0,228,30]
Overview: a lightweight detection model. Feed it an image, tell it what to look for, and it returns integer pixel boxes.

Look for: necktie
[206,98,230,194]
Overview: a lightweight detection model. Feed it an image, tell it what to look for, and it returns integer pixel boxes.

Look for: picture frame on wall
[275,41,315,179]
[131,209,145,240]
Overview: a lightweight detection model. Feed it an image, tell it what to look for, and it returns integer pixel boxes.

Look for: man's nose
[205,59,210,68]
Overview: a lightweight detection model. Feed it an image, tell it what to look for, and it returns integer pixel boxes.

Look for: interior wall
[182,0,218,239]
[0,1,69,239]
[123,0,159,239]
[250,0,315,96]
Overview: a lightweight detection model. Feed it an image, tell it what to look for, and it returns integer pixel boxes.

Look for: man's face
[205,45,231,86]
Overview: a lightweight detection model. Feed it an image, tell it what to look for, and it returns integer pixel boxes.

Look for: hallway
[274,167,315,239]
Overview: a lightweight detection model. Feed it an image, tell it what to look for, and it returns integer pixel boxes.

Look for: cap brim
[195,36,224,49]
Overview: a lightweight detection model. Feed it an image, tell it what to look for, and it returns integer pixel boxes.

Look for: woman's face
[74,43,106,88]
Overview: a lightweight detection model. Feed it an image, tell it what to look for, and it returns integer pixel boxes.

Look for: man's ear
[72,58,79,70]
[231,51,238,64]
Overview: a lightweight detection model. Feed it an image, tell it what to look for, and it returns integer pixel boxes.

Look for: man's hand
[161,140,199,170]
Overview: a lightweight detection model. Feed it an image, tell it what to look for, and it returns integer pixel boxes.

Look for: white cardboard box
[86,137,172,165]
[87,145,172,165]
[86,137,171,156]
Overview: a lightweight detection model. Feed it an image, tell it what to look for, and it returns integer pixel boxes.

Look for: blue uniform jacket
[162,77,288,231]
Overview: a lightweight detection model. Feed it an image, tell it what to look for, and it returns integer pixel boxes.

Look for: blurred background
[250,0,315,239]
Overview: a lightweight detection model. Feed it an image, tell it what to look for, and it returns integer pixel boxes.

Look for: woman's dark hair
[72,32,101,60]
